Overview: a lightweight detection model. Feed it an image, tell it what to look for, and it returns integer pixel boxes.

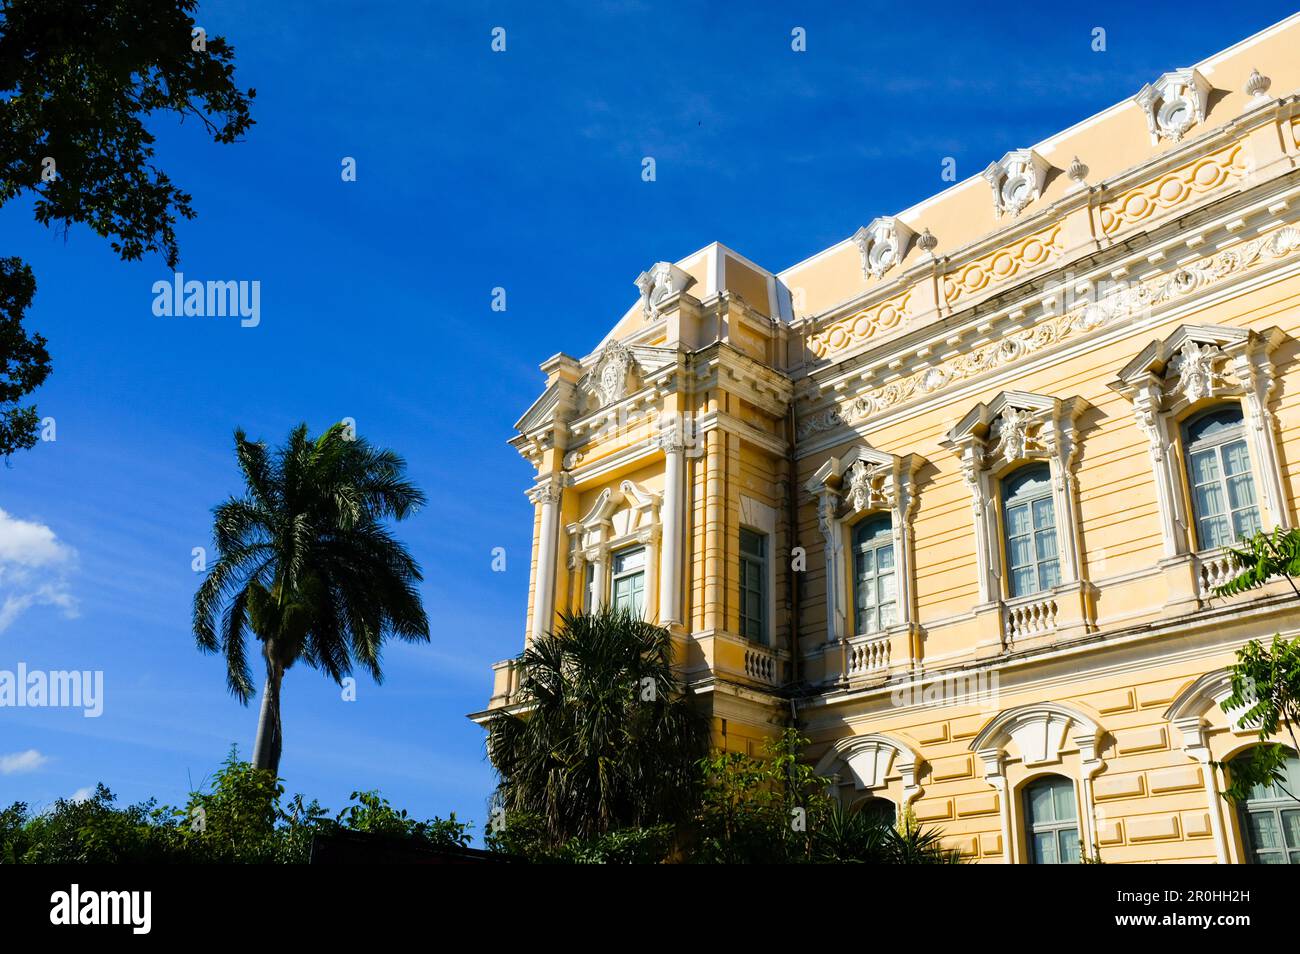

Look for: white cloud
[69,786,94,803]
[0,509,78,633]
[0,749,49,775]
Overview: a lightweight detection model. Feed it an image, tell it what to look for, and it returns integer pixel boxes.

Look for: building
[477,14,1300,863]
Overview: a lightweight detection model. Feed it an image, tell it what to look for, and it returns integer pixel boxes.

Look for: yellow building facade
[482,15,1300,863]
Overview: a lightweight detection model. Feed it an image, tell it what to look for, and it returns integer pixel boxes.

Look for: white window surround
[852,216,915,280]
[1134,67,1211,145]
[1164,669,1264,864]
[940,391,1089,616]
[813,732,924,809]
[982,149,1049,219]
[566,479,662,618]
[1109,324,1289,560]
[806,444,922,646]
[739,495,779,646]
[970,702,1105,865]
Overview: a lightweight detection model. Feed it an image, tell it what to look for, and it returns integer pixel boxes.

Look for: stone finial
[1245,67,1271,99]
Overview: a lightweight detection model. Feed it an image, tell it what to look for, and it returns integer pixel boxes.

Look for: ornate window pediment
[814,732,923,806]
[1109,324,1290,558]
[971,701,1104,770]
[1112,324,1283,419]
[1164,669,1261,758]
[1135,68,1211,144]
[982,149,1049,218]
[852,217,915,280]
[634,261,694,321]
[568,479,661,561]
[944,391,1085,478]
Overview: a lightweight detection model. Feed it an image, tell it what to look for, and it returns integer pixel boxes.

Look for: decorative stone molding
[634,261,694,320]
[971,702,1106,862]
[815,733,924,807]
[1099,141,1248,236]
[1245,67,1271,101]
[1110,323,1290,559]
[1067,156,1088,185]
[587,340,638,408]
[940,391,1089,612]
[1164,668,1261,742]
[797,226,1300,440]
[806,289,913,360]
[1135,68,1211,144]
[943,222,1064,306]
[982,149,1050,218]
[852,217,916,280]
[806,444,922,650]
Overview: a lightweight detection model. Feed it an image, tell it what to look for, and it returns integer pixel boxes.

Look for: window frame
[609,545,647,618]
[1000,463,1061,599]
[1181,404,1262,552]
[1022,775,1081,865]
[738,527,768,644]
[851,513,897,636]
[1234,751,1300,865]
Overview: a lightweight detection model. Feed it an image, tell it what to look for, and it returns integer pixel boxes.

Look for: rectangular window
[739,529,767,644]
[611,546,645,618]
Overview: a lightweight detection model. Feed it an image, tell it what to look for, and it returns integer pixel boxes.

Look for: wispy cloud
[0,749,49,775]
[0,508,78,633]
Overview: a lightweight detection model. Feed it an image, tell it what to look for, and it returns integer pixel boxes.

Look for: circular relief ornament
[921,367,947,392]
[868,241,897,276]
[1077,303,1108,331]
[1002,174,1035,214]
[1171,269,1198,294]
[1158,97,1194,140]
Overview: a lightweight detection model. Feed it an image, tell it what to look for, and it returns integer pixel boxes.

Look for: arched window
[1233,751,1300,864]
[1183,405,1261,550]
[853,796,896,828]
[851,515,896,635]
[1002,465,1059,598]
[1023,775,1079,864]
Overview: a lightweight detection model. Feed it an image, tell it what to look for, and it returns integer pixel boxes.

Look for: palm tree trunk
[251,662,283,775]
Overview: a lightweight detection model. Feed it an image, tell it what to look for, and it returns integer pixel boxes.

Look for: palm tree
[193,422,429,776]
[487,610,706,845]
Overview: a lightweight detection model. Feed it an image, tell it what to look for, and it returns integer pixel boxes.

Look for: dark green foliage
[1217,634,1300,803]
[693,729,964,864]
[486,610,707,845]
[0,0,256,462]
[484,812,674,864]
[0,749,469,864]
[0,0,255,265]
[0,257,50,457]
[1213,527,1300,598]
[1211,529,1300,804]
[693,728,829,863]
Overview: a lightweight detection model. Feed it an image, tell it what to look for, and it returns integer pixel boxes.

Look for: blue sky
[2,1,1297,835]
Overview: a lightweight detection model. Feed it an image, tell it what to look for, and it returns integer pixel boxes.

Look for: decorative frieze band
[1099,141,1248,237]
[798,224,1300,441]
